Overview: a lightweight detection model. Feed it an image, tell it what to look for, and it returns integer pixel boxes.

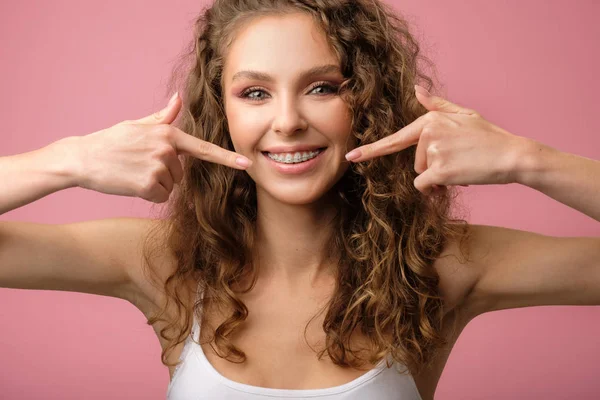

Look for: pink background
[1,0,599,398]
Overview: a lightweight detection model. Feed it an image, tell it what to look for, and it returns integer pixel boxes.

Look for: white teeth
[267,149,322,164]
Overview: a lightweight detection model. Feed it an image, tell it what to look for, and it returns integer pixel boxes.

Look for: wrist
[512,138,554,189]
[43,136,85,189]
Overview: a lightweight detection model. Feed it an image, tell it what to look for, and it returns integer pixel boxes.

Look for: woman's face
[222,13,355,206]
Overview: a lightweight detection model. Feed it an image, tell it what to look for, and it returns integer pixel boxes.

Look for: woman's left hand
[344,84,532,195]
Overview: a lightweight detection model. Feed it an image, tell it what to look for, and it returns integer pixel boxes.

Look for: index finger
[345,116,426,162]
[171,128,252,169]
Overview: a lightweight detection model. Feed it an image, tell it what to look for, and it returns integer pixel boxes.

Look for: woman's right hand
[69,93,252,203]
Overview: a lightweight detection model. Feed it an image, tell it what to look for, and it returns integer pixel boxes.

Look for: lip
[262,145,326,153]
[262,148,326,175]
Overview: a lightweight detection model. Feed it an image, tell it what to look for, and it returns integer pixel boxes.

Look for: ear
[414,85,477,115]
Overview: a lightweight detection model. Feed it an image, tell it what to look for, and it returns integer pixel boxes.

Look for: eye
[239,81,339,102]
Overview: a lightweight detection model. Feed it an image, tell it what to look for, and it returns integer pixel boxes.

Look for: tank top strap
[190,313,200,341]
[190,280,205,341]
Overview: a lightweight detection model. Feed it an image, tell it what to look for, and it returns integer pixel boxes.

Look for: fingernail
[235,156,252,168]
[345,149,361,161]
[168,91,179,106]
[414,85,430,97]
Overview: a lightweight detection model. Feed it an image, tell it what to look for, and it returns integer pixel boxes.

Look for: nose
[270,95,308,136]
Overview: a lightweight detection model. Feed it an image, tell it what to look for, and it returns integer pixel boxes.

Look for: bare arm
[0,137,145,302]
[0,218,152,301]
[0,95,247,307]
[0,137,81,216]
[516,139,600,222]
[0,138,161,304]
[460,142,600,317]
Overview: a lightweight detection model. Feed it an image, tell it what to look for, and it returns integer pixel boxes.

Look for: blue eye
[240,82,339,102]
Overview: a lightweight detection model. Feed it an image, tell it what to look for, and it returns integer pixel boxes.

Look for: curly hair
[141,0,472,378]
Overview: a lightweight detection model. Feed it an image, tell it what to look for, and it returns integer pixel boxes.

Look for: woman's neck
[253,190,339,286]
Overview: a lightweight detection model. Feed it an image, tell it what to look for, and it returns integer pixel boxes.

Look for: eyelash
[239,81,339,102]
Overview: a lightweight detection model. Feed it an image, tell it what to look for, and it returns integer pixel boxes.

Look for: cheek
[225,106,257,153]
[229,132,254,155]
[330,119,354,150]
[325,103,353,140]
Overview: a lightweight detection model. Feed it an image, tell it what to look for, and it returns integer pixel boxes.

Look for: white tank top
[167,290,423,400]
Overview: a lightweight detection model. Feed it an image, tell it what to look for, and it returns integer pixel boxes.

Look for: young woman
[1,0,598,399]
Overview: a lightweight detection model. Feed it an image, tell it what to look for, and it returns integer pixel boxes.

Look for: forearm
[0,137,80,216]
[515,138,600,222]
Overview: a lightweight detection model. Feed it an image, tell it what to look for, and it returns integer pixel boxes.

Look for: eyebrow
[231,64,341,83]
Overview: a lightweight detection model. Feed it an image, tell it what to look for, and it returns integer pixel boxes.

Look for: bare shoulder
[454,223,600,316]
[60,216,182,317]
[432,222,600,321]
[117,217,199,324]
[66,216,176,308]
[410,223,491,399]
[114,217,185,318]
[431,223,491,320]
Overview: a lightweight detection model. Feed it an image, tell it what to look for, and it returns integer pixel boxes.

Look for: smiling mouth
[261,147,327,162]
[261,147,327,155]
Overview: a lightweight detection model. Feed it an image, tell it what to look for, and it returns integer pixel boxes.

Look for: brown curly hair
[141,0,472,378]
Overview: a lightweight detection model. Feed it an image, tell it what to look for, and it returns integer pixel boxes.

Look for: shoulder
[431,223,491,319]
[117,217,193,319]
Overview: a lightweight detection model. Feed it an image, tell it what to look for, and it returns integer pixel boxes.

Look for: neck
[254,189,339,287]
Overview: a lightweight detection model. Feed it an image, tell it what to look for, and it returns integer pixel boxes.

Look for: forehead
[223,13,340,84]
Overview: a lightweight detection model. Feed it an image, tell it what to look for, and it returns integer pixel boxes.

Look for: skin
[161,10,600,398]
[221,13,356,286]
[2,6,597,399]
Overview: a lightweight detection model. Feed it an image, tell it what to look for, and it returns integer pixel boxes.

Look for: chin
[257,182,330,206]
